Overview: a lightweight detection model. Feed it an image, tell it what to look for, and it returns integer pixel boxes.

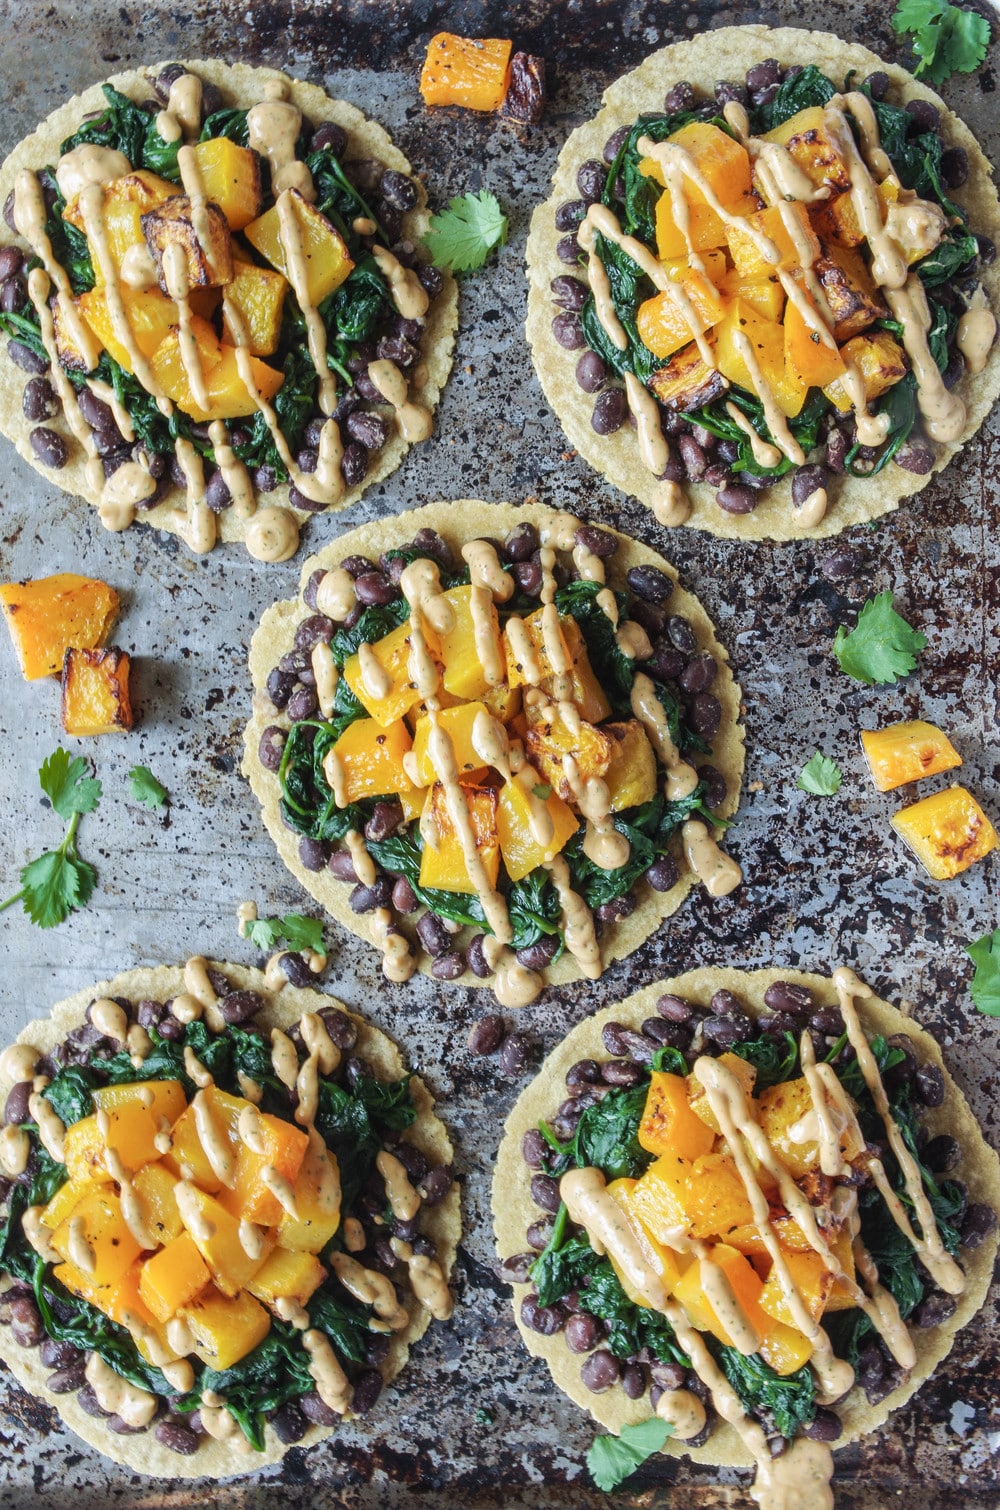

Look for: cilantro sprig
[967,929,1000,1015]
[128,764,169,810]
[244,912,326,955]
[0,749,101,928]
[586,1419,673,1492]
[798,752,843,796]
[892,0,991,83]
[832,592,927,686]
[424,190,508,273]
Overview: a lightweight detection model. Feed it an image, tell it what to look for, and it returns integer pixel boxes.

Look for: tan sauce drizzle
[353,216,377,236]
[245,506,300,562]
[270,1029,300,1092]
[329,1252,409,1330]
[390,1238,454,1320]
[191,1089,236,1187]
[295,1053,319,1128]
[823,103,907,291]
[208,419,255,520]
[795,487,828,529]
[24,269,107,503]
[275,189,337,414]
[731,330,805,465]
[358,641,393,702]
[368,358,433,443]
[86,378,134,442]
[682,819,742,897]
[22,1206,60,1263]
[303,1328,353,1413]
[957,289,997,375]
[0,1126,30,1177]
[300,1013,340,1076]
[85,1352,157,1428]
[104,1147,158,1249]
[171,992,203,1026]
[0,1044,39,1084]
[14,173,103,370]
[185,956,225,1031]
[482,935,542,1008]
[55,144,131,202]
[377,1150,421,1222]
[725,402,782,470]
[27,1093,65,1162]
[624,372,669,476]
[798,1034,845,1177]
[634,141,780,268]
[238,1218,267,1262]
[469,585,506,685]
[560,753,630,871]
[343,1216,366,1252]
[343,828,376,889]
[172,438,218,554]
[161,241,209,411]
[505,617,544,685]
[183,1046,213,1090]
[884,276,967,443]
[316,567,358,620]
[167,72,203,139]
[261,1165,299,1218]
[655,1388,706,1441]
[750,1439,835,1510]
[650,482,691,531]
[578,214,629,351]
[371,245,430,321]
[166,1316,197,1357]
[237,1104,268,1155]
[89,998,128,1043]
[236,1072,263,1105]
[615,620,653,662]
[312,640,339,717]
[155,109,182,145]
[560,1167,670,1307]
[175,1182,216,1247]
[247,79,314,200]
[544,854,602,979]
[630,671,700,801]
[370,907,417,982]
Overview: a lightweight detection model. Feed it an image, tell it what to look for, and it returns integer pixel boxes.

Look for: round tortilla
[526,25,1000,542]
[241,498,746,994]
[0,60,458,549]
[492,966,1000,1468]
[0,960,460,1480]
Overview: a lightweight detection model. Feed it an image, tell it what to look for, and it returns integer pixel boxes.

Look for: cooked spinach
[730,1033,799,1089]
[542,1081,651,1182]
[714,1341,817,1438]
[231,341,316,480]
[554,579,633,713]
[278,719,374,842]
[651,1045,688,1075]
[307,148,385,244]
[580,233,664,384]
[0,308,49,361]
[688,388,828,481]
[330,600,411,665]
[314,1071,416,1212]
[366,828,490,931]
[42,1064,95,1126]
[200,107,250,147]
[750,64,835,133]
[531,1204,597,1305]
[560,784,718,911]
[507,867,564,953]
[60,85,150,166]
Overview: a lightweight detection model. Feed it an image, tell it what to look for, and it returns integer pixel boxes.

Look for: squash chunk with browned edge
[814,245,888,341]
[861,720,962,793]
[761,106,852,191]
[63,170,181,284]
[688,1053,756,1135]
[419,783,500,894]
[759,1249,836,1328]
[244,189,354,306]
[824,329,907,412]
[524,709,616,802]
[277,1135,342,1253]
[639,1072,715,1161]
[220,1111,309,1228]
[891,785,999,879]
[0,574,119,681]
[604,721,658,811]
[191,138,262,231]
[61,647,133,735]
[497,777,579,881]
[181,1284,271,1371]
[142,194,233,289]
[647,342,727,411]
[222,258,288,356]
[685,1150,756,1239]
[757,1077,824,1178]
[248,1247,327,1310]
[630,1152,693,1242]
[726,203,820,280]
[420,33,513,111]
[327,716,418,804]
[139,1230,212,1322]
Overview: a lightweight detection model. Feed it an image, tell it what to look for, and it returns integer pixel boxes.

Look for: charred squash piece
[860,720,962,793]
[141,194,234,289]
[524,709,616,801]
[891,785,999,879]
[61,646,133,735]
[0,573,119,680]
[420,33,513,111]
[823,329,907,413]
[603,720,658,811]
[63,170,181,284]
[647,342,728,411]
[814,244,888,341]
[761,106,852,191]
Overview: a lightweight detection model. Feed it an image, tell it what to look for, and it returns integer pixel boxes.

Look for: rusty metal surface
[0,0,998,1505]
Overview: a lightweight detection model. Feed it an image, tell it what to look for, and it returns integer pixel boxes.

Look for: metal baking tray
[0,0,997,1505]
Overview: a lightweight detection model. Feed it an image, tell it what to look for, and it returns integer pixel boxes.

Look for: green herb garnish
[966,928,1000,1015]
[128,764,169,810]
[244,913,326,955]
[797,752,843,796]
[0,750,101,928]
[831,592,927,685]
[892,0,991,83]
[586,1418,673,1491]
[425,190,508,272]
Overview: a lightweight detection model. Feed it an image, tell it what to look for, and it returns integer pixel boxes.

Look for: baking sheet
[0,0,998,1505]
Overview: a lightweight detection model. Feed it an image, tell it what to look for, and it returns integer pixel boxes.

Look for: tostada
[526,26,1000,541]
[0,61,456,559]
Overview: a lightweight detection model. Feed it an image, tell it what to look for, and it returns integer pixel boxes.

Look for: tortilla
[526,25,1000,541]
[241,498,745,995]
[492,965,1000,1467]
[0,60,457,552]
[0,960,460,1479]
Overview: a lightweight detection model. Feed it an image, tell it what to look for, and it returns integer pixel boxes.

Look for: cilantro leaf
[245,913,326,954]
[892,0,991,83]
[831,592,927,686]
[967,929,1000,1016]
[128,764,169,810]
[424,191,508,273]
[586,1419,672,1492]
[798,752,843,796]
[39,747,102,820]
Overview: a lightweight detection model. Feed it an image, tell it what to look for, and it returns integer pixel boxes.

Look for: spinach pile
[0,1013,418,1449]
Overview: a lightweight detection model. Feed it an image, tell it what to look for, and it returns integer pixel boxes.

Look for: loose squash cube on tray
[141,194,234,288]
[61,647,133,735]
[420,33,513,112]
[244,189,354,305]
[861,720,963,793]
[418,783,500,894]
[0,573,118,680]
[891,785,999,879]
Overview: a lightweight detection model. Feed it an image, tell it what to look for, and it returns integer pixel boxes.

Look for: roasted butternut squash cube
[783,294,846,391]
[343,619,441,728]
[685,1151,756,1239]
[757,1077,820,1179]
[823,1226,858,1312]
[481,679,522,725]
[133,1161,184,1245]
[40,1177,88,1231]
[759,1248,835,1328]
[717,268,786,323]
[51,292,95,373]
[219,1111,309,1228]
[52,1258,115,1313]
[726,1211,815,1258]
[181,1284,270,1371]
[61,647,133,736]
[726,204,820,281]
[164,1104,225,1193]
[647,341,728,411]
[418,783,500,894]
[636,272,725,360]
[248,1246,326,1309]
[891,785,999,880]
[419,33,512,111]
[503,608,611,724]
[101,1258,162,1331]
[79,284,184,372]
[673,1241,768,1350]
[823,329,907,413]
[714,298,807,419]
[222,258,288,356]
[861,720,962,793]
[64,170,182,284]
[660,249,728,285]
[142,194,233,288]
[51,1187,141,1288]
[192,137,262,231]
[630,1152,693,1242]
[759,1319,814,1375]
[244,188,354,306]
[327,716,418,804]
[151,328,284,424]
[176,1183,269,1297]
[815,245,888,341]
[1,574,119,680]
[639,1071,715,1161]
[91,1080,186,1168]
[497,775,580,881]
[762,106,851,191]
[438,584,503,701]
[524,708,615,803]
[645,122,754,260]
[62,1114,112,1185]
[277,1136,342,1253]
[139,1230,212,1322]
[688,1053,757,1135]
[411,702,491,788]
[606,1177,689,1304]
[604,721,658,811]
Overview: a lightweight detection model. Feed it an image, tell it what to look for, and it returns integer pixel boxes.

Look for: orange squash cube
[891,785,999,880]
[420,33,512,111]
[140,1231,212,1322]
[219,1111,309,1228]
[497,776,580,882]
[726,203,820,281]
[688,1053,757,1135]
[248,1247,326,1309]
[181,1284,270,1370]
[92,1080,187,1167]
[783,294,846,391]
[411,702,491,788]
[51,1187,141,1288]
[418,783,500,894]
[685,1151,756,1239]
[714,298,807,419]
[823,1226,858,1312]
[639,1072,715,1161]
[814,245,888,342]
[244,189,354,306]
[645,122,753,260]
[40,1178,88,1231]
[151,328,283,424]
[717,268,786,322]
[726,1212,815,1258]
[759,1249,835,1328]
[861,720,962,793]
[175,1184,269,1297]
[64,170,182,284]
[1,574,119,681]
[524,710,616,803]
[759,1319,815,1375]
[62,1114,113,1185]
[761,106,852,192]
[105,1259,161,1329]
[673,1242,768,1350]
[78,285,180,372]
[756,1077,820,1179]
[133,1162,184,1245]
[343,618,441,728]
[327,716,418,804]
[636,272,725,360]
[141,194,233,289]
[277,1137,342,1254]
[61,647,133,736]
[222,258,288,356]
[823,329,907,413]
[606,1178,689,1304]
[438,584,503,701]
[164,1104,224,1193]
[52,1258,114,1312]
[630,1152,693,1242]
[503,609,610,724]
[191,138,262,231]
[601,721,658,812]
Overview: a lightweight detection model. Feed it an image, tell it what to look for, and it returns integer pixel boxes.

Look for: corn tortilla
[242,499,745,993]
[492,966,1000,1468]
[0,61,458,547]
[0,960,460,1479]
[526,26,1000,541]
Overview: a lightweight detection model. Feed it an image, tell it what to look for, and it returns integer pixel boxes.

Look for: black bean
[914,1063,945,1108]
[39,1338,79,1369]
[602,1022,629,1057]
[7,339,48,374]
[502,521,538,562]
[432,951,465,981]
[278,952,316,989]
[0,275,26,314]
[574,525,615,561]
[550,274,587,311]
[582,1349,620,1392]
[416,911,452,957]
[381,876,414,918]
[350,879,393,914]
[696,766,727,811]
[923,1134,960,1173]
[885,1035,918,1089]
[809,1008,844,1037]
[21,376,58,423]
[218,990,263,1026]
[621,568,671,613]
[564,1059,602,1094]
[556,233,581,264]
[710,989,743,1017]
[565,1312,601,1353]
[714,79,747,106]
[856,1342,885,1393]
[599,126,628,167]
[501,1033,533,1077]
[158,1015,184,1043]
[325,849,359,885]
[701,1014,752,1048]
[500,1251,534,1285]
[575,350,607,393]
[347,1369,382,1415]
[895,439,935,475]
[4,1081,31,1125]
[555,198,587,232]
[715,482,757,515]
[790,464,828,508]
[679,653,717,695]
[577,160,605,202]
[351,571,396,611]
[521,1129,548,1170]
[380,169,417,211]
[689,692,721,739]
[703,462,731,490]
[77,1383,112,1418]
[595,894,637,929]
[293,614,335,654]
[264,667,293,709]
[512,559,543,596]
[526,1216,554,1251]
[644,854,679,892]
[863,70,889,100]
[377,329,420,368]
[803,1408,843,1442]
[412,527,454,569]
[746,58,780,92]
[0,246,23,281]
[642,1016,691,1049]
[530,1173,561,1214]
[824,427,848,475]
[461,933,488,978]
[960,1203,997,1249]
[465,1012,505,1058]
[286,684,318,723]
[621,1361,647,1399]
[2,191,14,232]
[601,1059,643,1087]
[46,1358,88,1393]
[589,388,626,434]
[752,82,779,108]
[363,802,402,846]
[311,120,348,156]
[9,1295,44,1347]
[300,1391,341,1426]
[763,981,814,1017]
[906,99,940,134]
[552,310,584,349]
[346,407,391,450]
[521,1296,565,1335]
[644,644,685,685]
[298,836,329,873]
[516,935,560,970]
[29,426,67,469]
[913,1292,957,1329]
[415,265,442,303]
[819,543,864,584]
